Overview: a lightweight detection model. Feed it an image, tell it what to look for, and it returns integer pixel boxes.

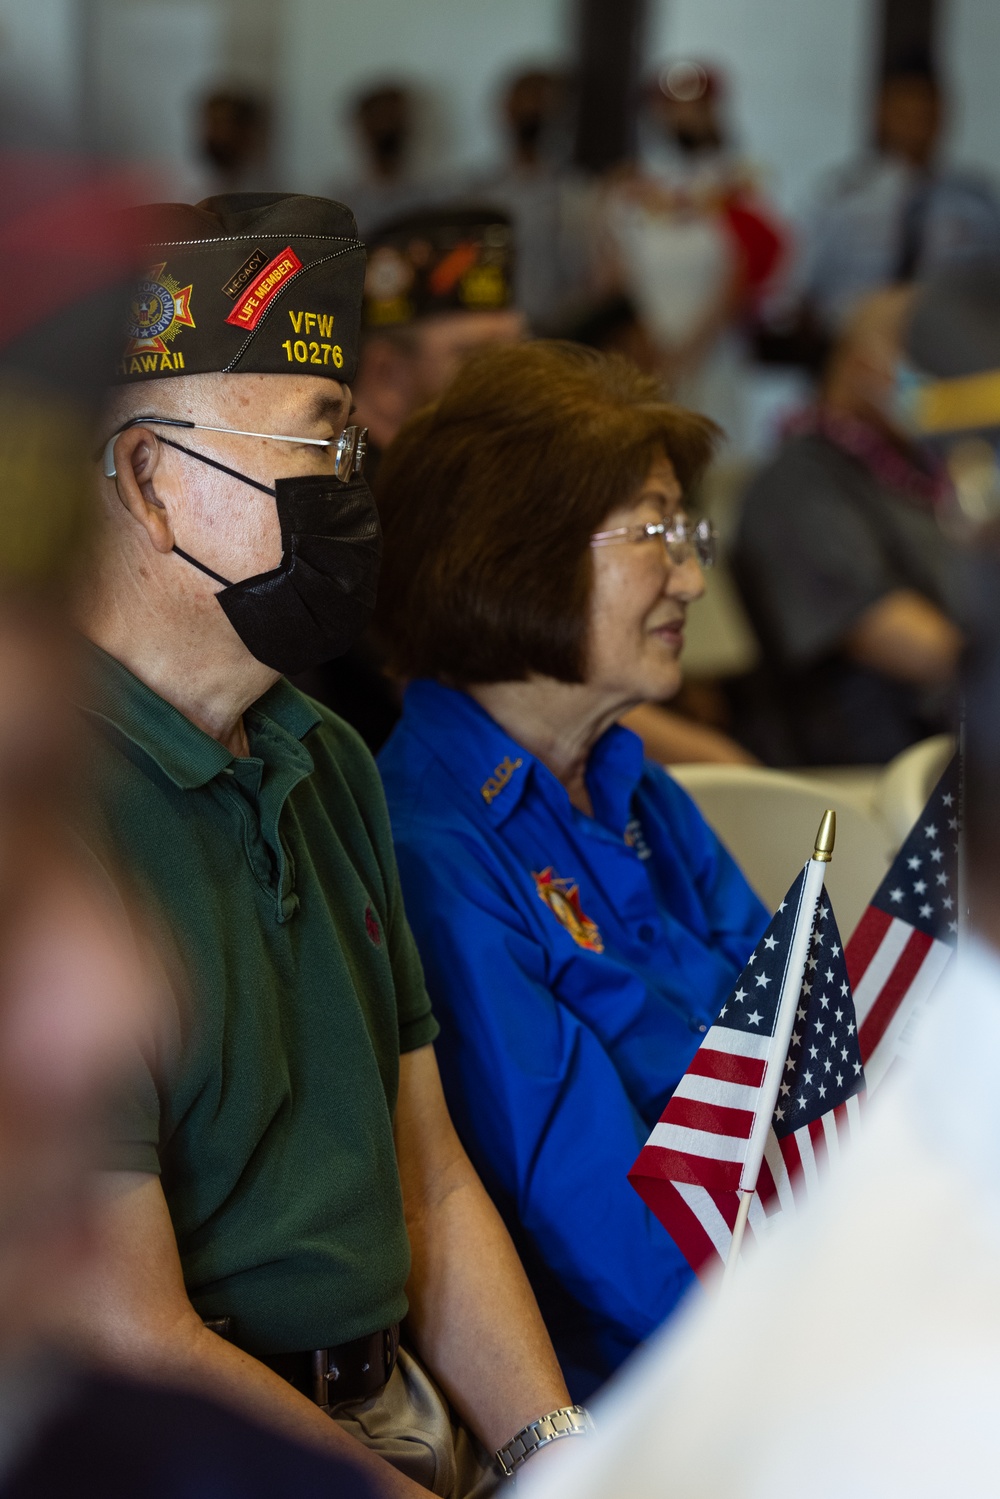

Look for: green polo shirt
[85,645,438,1356]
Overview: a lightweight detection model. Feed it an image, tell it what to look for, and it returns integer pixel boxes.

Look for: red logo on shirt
[532,868,604,953]
[365,905,382,946]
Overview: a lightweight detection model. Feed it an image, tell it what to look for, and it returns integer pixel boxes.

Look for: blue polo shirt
[378,680,768,1397]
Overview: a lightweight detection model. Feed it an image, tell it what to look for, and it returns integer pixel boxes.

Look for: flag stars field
[630,866,866,1278]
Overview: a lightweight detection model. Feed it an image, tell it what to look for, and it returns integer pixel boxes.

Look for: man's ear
[109,427,175,554]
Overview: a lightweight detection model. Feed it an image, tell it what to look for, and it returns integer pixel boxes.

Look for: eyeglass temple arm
[102,416,339,479]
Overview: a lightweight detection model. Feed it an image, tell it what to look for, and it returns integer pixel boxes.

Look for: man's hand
[395,1044,571,1456]
[58,1172,430,1499]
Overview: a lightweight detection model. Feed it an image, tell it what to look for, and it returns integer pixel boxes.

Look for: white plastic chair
[668,763,895,939]
[874,734,955,848]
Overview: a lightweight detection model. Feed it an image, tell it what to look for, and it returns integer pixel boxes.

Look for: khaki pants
[330,1347,499,1499]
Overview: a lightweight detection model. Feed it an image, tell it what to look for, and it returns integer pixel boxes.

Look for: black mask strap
[158,435,276,496]
[172,546,234,587]
[159,434,275,587]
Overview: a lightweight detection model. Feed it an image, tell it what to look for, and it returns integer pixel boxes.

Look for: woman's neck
[467,678,631,815]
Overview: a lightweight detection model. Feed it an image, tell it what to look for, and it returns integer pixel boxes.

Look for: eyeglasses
[102,416,368,483]
[590,514,717,568]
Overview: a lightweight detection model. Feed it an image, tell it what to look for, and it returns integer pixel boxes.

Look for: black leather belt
[260,1324,400,1408]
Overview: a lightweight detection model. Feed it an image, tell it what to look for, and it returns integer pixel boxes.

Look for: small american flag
[846,755,960,1093]
[628,873,864,1278]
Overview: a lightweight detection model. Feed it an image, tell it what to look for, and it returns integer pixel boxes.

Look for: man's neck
[80,584,276,757]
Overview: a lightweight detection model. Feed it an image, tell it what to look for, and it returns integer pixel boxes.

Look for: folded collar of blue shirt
[399,678,648,834]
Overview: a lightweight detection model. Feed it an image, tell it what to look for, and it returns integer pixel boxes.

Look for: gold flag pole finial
[813,809,836,862]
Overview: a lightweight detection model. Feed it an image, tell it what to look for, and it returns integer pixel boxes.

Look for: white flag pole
[722,811,836,1285]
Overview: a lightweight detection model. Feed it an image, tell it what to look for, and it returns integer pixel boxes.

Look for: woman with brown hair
[375,342,767,1400]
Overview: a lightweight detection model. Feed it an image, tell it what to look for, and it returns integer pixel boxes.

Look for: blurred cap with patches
[363,203,515,329]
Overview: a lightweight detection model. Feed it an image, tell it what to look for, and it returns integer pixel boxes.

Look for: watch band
[495,1404,593,1478]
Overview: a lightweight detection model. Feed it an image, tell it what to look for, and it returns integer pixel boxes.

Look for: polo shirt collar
[399,678,646,833]
[83,644,321,789]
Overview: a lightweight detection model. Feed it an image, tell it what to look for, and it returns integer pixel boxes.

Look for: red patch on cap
[427,241,479,296]
[365,905,382,946]
[225,245,303,331]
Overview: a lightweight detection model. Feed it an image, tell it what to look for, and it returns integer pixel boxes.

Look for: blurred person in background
[594,60,785,452]
[732,284,963,767]
[468,69,589,331]
[332,83,435,238]
[351,205,526,475]
[0,162,377,1499]
[375,341,769,1401]
[178,87,274,203]
[519,530,1000,1499]
[71,193,575,1499]
[199,88,272,195]
[799,62,1000,335]
[296,204,527,753]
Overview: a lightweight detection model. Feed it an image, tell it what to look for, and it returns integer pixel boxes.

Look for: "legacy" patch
[225,246,303,331]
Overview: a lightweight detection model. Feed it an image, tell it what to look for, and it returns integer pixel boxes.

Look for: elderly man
[0,171,381,1498]
[71,194,579,1499]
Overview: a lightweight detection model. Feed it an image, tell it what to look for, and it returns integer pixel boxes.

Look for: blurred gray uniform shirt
[732,432,960,766]
[802,154,1000,329]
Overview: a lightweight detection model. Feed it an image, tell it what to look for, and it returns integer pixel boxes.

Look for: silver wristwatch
[495,1404,593,1478]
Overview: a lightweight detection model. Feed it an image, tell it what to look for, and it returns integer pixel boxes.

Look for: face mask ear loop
[155,436,273,587]
[172,546,234,587]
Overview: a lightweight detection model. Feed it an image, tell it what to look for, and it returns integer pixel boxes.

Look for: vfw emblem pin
[122,262,195,374]
[532,868,604,953]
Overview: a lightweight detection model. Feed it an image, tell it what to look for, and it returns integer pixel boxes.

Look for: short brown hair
[374,340,717,684]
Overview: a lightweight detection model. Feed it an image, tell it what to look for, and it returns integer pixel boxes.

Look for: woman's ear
[109,427,175,554]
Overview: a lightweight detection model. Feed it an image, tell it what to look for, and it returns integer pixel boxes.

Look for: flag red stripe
[858,927,934,1062]
[628,1175,721,1277]
[808,1115,827,1169]
[778,1128,803,1191]
[756,1155,779,1211]
[630,1146,743,1192]
[662,1096,755,1139]
[686,1047,767,1089]
[845,904,894,990]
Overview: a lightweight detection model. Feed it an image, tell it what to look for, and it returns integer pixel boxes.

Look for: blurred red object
[0,152,150,351]
[723,198,786,300]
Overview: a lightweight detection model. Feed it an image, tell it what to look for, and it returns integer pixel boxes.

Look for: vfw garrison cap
[115,192,365,385]
[363,203,514,328]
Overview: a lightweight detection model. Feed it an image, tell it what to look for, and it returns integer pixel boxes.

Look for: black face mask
[162,436,382,676]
